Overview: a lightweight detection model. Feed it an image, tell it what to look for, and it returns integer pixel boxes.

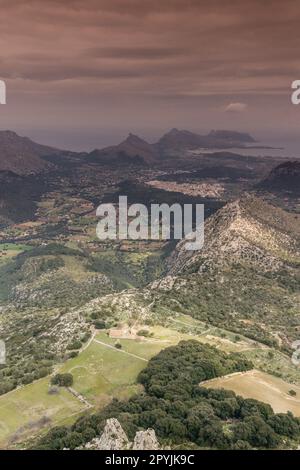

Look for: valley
[0,129,299,449]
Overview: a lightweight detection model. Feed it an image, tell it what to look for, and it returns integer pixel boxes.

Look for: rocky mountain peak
[133,429,160,450]
[83,418,160,450]
[125,133,147,144]
[91,133,158,164]
[168,127,180,134]
[168,194,300,275]
[86,418,130,450]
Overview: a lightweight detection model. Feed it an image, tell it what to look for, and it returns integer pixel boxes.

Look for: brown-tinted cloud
[0,0,299,149]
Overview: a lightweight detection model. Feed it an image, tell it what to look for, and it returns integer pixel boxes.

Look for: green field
[59,340,147,405]
[1,318,299,448]
[95,330,173,359]
[0,329,173,448]
[0,243,31,251]
[0,378,84,448]
[0,243,32,264]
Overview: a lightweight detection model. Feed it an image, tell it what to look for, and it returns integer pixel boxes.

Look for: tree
[234,415,280,448]
[67,340,82,350]
[232,440,252,450]
[94,320,106,330]
[51,373,73,387]
[137,329,150,337]
[268,413,300,439]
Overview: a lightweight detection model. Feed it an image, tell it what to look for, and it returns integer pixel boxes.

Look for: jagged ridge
[168,194,300,275]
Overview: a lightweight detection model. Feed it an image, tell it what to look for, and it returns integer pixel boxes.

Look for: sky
[0,0,300,151]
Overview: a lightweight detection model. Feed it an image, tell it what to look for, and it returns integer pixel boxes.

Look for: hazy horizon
[1,126,300,158]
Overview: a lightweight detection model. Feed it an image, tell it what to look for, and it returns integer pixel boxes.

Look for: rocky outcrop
[167,195,300,275]
[84,418,160,450]
[132,429,160,450]
[85,419,130,450]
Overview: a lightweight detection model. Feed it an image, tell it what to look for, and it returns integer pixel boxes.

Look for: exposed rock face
[132,429,159,450]
[168,194,300,275]
[84,419,160,450]
[85,419,130,450]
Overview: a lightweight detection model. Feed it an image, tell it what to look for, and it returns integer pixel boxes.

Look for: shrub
[137,329,150,337]
[94,320,106,330]
[67,340,82,350]
[51,373,73,387]
[68,351,79,359]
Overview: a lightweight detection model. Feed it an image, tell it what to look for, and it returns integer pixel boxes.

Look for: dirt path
[80,329,96,352]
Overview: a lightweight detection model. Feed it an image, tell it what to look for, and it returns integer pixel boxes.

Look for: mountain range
[0,128,258,173]
[90,128,257,163]
[154,128,256,156]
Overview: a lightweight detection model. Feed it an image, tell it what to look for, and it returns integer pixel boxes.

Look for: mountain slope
[0,171,49,227]
[89,129,256,163]
[258,161,300,196]
[168,194,300,275]
[0,131,58,175]
[148,195,300,348]
[89,133,159,164]
[155,128,256,155]
[86,195,299,350]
